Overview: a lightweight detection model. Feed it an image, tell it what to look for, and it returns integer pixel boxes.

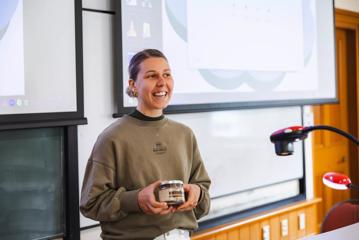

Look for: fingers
[176,184,200,211]
[149,180,163,190]
[176,202,196,211]
[144,202,169,215]
[158,206,175,215]
[142,197,168,213]
[177,197,197,211]
[138,180,171,215]
[177,192,196,210]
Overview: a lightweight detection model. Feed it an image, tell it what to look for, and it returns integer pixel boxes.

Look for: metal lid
[160,180,183,185]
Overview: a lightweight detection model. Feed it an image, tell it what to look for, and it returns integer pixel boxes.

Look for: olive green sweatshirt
[80,115,211,240]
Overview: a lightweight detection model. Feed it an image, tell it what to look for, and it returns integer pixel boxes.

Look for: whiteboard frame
[113,0,337,117]
[0,0,85,127]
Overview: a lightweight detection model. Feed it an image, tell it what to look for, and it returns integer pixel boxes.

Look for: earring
[132,90,138,97]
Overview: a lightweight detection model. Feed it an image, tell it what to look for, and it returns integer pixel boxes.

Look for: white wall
[82,0,113,11]
[335,0,359,12]
[79,8,115,229]
[79,2,115,237]
[80,228,102,240]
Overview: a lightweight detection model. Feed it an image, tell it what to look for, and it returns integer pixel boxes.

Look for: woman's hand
[176,184,201,212]
[138,180,173,215]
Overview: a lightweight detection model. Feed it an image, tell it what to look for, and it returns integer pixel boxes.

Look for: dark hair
[128,49,168,80]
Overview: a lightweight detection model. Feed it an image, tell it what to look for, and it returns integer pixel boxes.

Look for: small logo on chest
[153,142,167,154]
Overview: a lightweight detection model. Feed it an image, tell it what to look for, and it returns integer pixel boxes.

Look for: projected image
[119,0,335,110]
[167,0,306,91]
[163,0,315,93]
[0,0,25,97]
[0,0,78,116]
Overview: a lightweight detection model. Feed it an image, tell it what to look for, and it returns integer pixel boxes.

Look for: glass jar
[158,180,185,206]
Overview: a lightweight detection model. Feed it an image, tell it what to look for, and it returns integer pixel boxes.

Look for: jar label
[159,188,185,203]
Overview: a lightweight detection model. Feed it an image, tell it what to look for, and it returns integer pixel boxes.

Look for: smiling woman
[80,49,211,240]
[128,55,174,117]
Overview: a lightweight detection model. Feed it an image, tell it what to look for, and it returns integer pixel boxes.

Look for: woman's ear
[128,79,135,89]
[128,79,138,97]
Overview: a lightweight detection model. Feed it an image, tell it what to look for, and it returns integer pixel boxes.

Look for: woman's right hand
[138,180,173,215]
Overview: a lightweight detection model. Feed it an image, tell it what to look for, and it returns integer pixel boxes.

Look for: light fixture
[270,125,359,156]
[322,172,359,191]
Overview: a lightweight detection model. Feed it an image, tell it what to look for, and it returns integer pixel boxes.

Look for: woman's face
[131,57,174,117]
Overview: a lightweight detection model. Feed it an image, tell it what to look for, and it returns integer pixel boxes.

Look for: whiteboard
[117,0,336,113]
[170,107,303,198]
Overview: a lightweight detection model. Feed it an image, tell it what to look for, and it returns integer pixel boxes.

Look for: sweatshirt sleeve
[189,132,211,220]
[80,134,141,222]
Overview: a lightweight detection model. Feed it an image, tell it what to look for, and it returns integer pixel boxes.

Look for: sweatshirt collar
[129,109,164,121]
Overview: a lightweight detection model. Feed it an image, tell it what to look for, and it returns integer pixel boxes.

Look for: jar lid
[160,180,183,185]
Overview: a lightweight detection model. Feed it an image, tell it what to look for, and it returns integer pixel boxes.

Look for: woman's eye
[147,74,158,79]
[145,72,171,79]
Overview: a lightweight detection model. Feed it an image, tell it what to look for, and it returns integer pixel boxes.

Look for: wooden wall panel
[227,229,239,240]
[306,203,317,235]
[192,199,320,240]
[250,223,260,240]
[215,233,227,240]
[239,226,250,240]
[269,217,280,240]
[312,8,359,226]
[288,211,298,238]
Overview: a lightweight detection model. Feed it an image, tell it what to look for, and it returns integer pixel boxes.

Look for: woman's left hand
[176,184,201,212]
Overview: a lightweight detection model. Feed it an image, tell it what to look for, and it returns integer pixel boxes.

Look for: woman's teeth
[153,91,166,97]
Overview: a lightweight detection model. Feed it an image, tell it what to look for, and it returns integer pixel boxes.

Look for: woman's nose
[156,75,165,86]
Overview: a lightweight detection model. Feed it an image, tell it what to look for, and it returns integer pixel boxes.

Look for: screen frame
[0,0,85,127]
[114,0,337,117]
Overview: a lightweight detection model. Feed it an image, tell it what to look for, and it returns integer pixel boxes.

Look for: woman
[80,49,211,240]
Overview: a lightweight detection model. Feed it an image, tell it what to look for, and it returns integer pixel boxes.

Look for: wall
[78,0,315,238]
[79,1,115,229]
[335,0,359,12]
